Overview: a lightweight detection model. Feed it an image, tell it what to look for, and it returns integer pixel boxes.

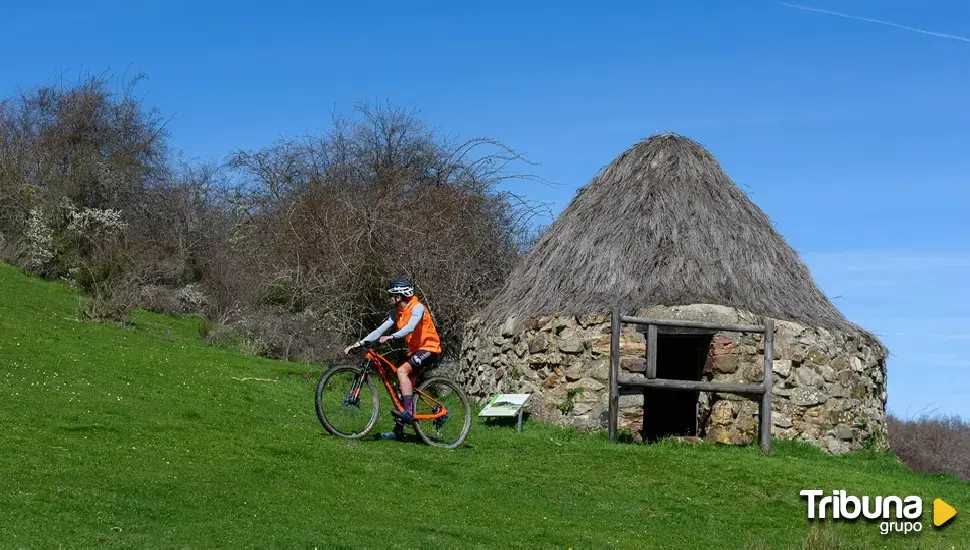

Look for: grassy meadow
[0,262,966,548]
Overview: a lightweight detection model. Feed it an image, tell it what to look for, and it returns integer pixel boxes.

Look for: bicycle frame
[356,347,449,422]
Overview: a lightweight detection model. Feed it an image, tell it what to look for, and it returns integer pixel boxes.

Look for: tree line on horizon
[0,72,549,365]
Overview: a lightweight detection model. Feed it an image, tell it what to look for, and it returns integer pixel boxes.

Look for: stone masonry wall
[457,304,888,454]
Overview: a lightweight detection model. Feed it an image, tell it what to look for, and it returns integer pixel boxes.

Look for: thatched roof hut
[460,133,888,454]
[481,133,865,337]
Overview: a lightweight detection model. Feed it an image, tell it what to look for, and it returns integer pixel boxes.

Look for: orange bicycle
[314,341,471,449]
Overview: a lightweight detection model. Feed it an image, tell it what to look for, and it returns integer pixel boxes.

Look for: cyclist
[344,279,442,440]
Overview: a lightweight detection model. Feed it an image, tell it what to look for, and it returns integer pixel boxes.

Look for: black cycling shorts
[406,350,439,373]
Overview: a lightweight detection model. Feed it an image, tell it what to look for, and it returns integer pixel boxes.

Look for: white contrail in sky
[775,1,970,43]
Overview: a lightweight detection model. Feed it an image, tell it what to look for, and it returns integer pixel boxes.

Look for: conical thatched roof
[478,133,868,336]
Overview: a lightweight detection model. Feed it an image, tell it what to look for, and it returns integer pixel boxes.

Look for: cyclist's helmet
[387,279,414,298]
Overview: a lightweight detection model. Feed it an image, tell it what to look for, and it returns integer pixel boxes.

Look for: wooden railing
[608,309,775,453]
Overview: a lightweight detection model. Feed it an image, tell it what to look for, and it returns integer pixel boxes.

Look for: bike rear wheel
[315,364,380,439]
[412,376,472,449]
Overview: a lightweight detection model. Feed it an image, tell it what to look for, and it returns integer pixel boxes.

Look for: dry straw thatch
[479,133,877,342]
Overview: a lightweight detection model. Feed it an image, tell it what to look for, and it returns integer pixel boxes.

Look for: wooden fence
[607,309,775,453]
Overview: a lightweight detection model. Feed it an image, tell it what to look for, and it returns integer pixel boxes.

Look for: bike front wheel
[315,364,380,439]
[412,376,472,449]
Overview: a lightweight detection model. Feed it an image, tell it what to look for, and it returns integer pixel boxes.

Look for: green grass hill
[1,262,966,548]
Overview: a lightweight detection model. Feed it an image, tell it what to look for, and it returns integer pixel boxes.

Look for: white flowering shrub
[22,208,55,271]
[60,201,129,262]
[42,200,139,322]
[176,284,208,310]
[65,203,129,241]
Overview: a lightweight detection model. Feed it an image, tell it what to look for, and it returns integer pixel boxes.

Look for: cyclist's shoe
[377,423,405,441]
[391,408,415,425]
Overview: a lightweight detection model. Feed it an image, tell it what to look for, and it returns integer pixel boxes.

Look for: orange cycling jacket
[360,296,442,355]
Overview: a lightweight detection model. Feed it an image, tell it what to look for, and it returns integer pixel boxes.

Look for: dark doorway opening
[642,332,713,442]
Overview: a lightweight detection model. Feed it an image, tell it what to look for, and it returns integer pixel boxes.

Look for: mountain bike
[314,341,471,449]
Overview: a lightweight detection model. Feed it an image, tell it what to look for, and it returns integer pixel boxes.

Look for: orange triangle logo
[934,499,957,527]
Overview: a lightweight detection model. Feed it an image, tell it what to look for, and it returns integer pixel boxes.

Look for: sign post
[478,394,531,432]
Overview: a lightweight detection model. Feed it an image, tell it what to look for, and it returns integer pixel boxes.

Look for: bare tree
[223,101,552,360]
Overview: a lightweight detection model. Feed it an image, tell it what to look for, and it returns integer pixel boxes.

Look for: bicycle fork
[343,371,367,408]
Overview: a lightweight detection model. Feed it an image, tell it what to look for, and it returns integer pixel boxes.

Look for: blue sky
[3,1,968,420]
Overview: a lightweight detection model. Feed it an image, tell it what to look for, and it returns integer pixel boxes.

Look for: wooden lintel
[617,376,766,396]
[620,315,766,334]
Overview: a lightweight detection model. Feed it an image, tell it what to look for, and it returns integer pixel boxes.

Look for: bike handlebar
[351,339,392,352]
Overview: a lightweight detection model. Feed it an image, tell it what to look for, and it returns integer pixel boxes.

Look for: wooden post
[646,324,658,379]
[609,308,620,442]
[759,318,774,454]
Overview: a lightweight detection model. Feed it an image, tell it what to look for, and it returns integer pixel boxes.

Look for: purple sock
[403,395,414,415]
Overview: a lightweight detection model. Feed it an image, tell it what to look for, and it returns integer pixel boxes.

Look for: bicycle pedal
[391,409,415,424]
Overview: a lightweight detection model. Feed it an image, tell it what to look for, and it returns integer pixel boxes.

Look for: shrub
[1,75,547,371]
[21,208,56,273]
[136,285,185,316]
[222,101,549,361]
[232,308,346,365]
[77,275,140,324]
[135,283,209,317]
[888,412,970,481]
[0,232,12,262]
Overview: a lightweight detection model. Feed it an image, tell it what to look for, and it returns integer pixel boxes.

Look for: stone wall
[457,304,888,454]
